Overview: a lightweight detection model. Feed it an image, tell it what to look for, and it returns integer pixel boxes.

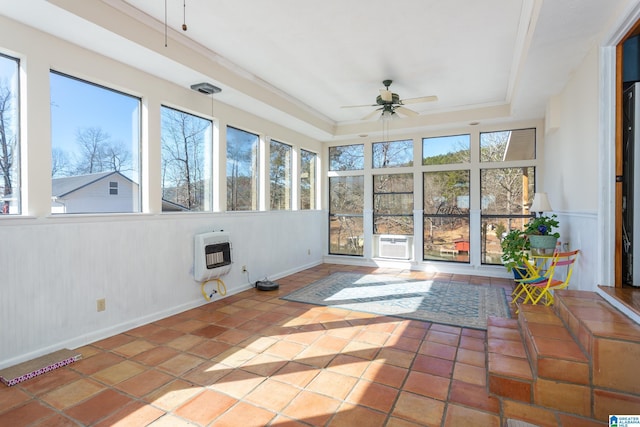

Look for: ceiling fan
[342,79,438,120]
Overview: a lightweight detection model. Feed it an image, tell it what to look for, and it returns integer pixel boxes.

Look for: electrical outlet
[242,265,247,273]
[96,298,106,312]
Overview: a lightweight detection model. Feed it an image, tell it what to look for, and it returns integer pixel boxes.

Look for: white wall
[0,16,325,368]
[542,45,600,291]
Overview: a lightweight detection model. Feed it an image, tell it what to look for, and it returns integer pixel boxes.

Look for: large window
[329,144,364,171]
[300,149,316,210]
[270,139,291,210]
[422,135,471,263]
[373,140,413,168]
[423,170,470,262]
[0,54,20,215]
[329,176,364,255]
[161,106,212,212]
[226,126,259,211]
[480,129,536,264]
[373,173,413,235]
[50,71,141,214]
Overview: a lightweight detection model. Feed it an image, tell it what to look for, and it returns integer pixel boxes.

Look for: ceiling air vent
[190,82,222,95]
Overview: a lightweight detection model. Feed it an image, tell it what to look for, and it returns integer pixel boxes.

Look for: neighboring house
[51,171,139,214]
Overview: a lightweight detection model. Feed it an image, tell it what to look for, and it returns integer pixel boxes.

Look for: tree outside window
[270,139,291,210]
[161,106,212,211]
[226,126,259,211]
[300,149,316,210]
[0,54,20,215]
[329,176,364,255]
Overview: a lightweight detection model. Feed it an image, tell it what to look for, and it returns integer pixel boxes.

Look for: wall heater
[194,231,232,281]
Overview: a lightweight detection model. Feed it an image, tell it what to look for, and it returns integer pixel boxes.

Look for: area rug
[281,272,510,330]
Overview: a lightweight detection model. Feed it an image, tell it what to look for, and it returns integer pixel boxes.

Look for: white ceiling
[0,0,629,141]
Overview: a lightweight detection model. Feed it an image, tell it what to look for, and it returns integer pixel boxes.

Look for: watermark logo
[610,415,640,427]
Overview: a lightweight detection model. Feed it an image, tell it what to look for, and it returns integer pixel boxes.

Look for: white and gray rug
[282,272,510,330]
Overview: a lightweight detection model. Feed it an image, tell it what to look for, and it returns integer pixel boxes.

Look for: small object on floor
[505,420,540,427]
[256,280,279,291]
[0,349,82,386]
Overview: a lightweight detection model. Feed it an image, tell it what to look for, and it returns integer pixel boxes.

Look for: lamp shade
[530,192,552,213]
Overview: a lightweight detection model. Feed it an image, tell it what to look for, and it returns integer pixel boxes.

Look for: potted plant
[500,229,531,278]
[525,214,560,255]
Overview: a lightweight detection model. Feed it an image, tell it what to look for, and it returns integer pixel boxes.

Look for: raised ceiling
[1,0,628,140]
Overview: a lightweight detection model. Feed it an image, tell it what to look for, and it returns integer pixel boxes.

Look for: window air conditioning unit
[377,235,412,260]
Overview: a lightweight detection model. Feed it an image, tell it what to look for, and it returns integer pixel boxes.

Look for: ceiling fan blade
[362,108,383,120]
[401,95,438,104]
[380,88,393,102]
[341,104,378,109]
[395,106,419,117]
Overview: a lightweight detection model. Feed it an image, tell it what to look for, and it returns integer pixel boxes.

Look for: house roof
[52,171,132,198]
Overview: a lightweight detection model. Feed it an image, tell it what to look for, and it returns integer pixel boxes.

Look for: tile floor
[0,264,606,426]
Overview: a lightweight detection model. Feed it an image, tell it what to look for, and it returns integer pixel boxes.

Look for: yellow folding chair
[517,249,580,308]
[510,258,543,304]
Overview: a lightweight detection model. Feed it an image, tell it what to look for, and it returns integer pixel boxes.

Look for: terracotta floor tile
[346,378,398,412]
[41,378,105,410]
[190,324,228,339]
[402,370,451,400]
[209,369,265,399]
[443,403,501,427]
[459,335,486,351]
[214,401,276,427]
[0,384,36,410]
[93,334,137,350]
[112,339,156,358]
[453,362,487,386]
[377,347,415,368]
[187,339,233,359]
[328,402,387,427]
[362,361,408,388]
[392,391,446,426]
[144,380,203,411]
[412,354,454,378]
[72,352,125,375]
[272,361,320,388]
[245,378,302,412]
[15,367,81,396]
[174,389,237,425]
[93,401,165,427]
[386,335,423,353]
[241,352,288,376]
[326,354,371,378]
[146,328,185,344]
[341,340,381,360]
[487,338,527,358]
[448,380,500,414]
[131,346,181,366]
[428,330,461,346]
[420,341,457,360]
[281,390,342,426]
[264,340,306,359]
[92,360,147,385]
[166,334,205,351]
[0,400,57,426]
[307,370,358,400]
[64,389,133,425]
[31,413,79,427]
[456,348,486,367]
[114,369,174,397]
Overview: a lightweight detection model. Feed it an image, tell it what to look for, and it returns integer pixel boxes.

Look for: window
[481,167,535,264]
[373,140,413,168]
[480,128,535,162]
[480,128,536,264]
[329,144,364,171]
[226,126,259,211]
[329,176,364,255]
[270,139,291,210]
[373,173,413,235]
[300,149,316,210]
[423,134,470,165]
[50,71,141,214]
[161,106,212,211]
[109,181,118,195]
[423,171,470,262]
[0,54,20,215]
